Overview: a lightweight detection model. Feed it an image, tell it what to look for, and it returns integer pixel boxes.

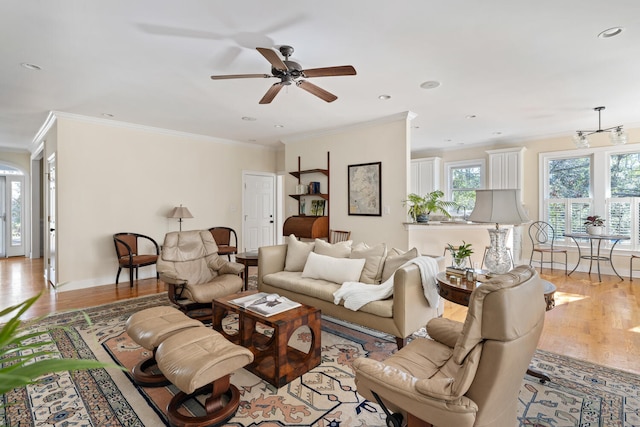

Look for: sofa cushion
[262,271,393,318]
[350,242,387,284]
[302,252,366,284]
[284,234,315,272]
[313,238,353,258]
[381,247,420,282]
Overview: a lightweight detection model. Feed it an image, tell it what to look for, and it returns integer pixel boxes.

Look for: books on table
[229,292,301,317]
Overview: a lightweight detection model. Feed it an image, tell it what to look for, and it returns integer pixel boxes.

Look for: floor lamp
[468,189,529,275]
[168,204,193,231]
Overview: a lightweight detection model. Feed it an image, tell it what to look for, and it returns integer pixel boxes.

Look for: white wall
[283,113,412,249]
[53,116,277,290]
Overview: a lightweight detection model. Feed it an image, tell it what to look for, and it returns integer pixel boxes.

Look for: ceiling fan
[210,45,356,104]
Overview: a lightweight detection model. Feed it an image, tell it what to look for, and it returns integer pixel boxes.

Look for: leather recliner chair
[157,230,244,321]
[353,265,546,427]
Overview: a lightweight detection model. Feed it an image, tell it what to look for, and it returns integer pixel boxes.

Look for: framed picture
[348,162,381,216]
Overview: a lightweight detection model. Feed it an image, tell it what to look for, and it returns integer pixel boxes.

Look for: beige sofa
[258,238,443,349]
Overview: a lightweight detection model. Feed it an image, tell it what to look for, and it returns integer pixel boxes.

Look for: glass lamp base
[484,227,511,275]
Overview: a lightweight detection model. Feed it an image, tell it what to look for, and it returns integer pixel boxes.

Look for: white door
[46,156,56,286]
[0,177,5,257]
[5,175,25,257]
[243,172,276,252]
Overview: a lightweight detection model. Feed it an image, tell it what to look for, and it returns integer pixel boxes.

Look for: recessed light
[598,27,624,38]
[420,81,441,89]
[466,115,477,119]
[102,113,114,118]
[445,139,452,142]
[412,125,420,129]
[378,95,391,100]
[248,139,257,142]
[241,116,257,121]
[20,63,42,71]
[493,131,502,135]
[274,124,284,128]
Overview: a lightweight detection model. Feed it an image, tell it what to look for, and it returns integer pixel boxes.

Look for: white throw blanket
[333,256,440,311]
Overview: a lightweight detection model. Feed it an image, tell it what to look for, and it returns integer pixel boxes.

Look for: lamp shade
[168,205,193,219]
[468,189,529,225]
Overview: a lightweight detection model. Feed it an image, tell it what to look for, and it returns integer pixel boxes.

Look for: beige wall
[414,127,640,274]
[0,150,30,173]
[284,113,412,249]
[52,116,277,290]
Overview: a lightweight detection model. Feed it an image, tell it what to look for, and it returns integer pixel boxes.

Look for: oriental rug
[1,292,639,427]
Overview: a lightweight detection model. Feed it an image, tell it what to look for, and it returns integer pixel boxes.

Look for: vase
[587,226,604,235]
[452,257,467,270]
[416,214,429,223]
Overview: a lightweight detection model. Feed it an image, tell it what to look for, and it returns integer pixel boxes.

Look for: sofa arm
[392,263,442,339]
[258,244,287,285]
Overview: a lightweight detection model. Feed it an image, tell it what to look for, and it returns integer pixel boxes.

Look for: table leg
[596,239,603,281]
[243,264,249,291]
[608,239,624,281]
[568,236,581,276]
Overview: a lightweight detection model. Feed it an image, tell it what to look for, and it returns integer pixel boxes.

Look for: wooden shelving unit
[284,152,330,239]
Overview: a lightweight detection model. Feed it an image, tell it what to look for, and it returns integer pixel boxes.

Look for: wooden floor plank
[1,257,638,375]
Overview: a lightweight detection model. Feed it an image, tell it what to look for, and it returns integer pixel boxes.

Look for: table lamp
[168,204,193,231]
[468,189,529,275]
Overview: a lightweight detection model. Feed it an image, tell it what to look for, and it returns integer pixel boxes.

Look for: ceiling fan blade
[211,74,271,80]
[256,47,287,71]
[297,80,338,103]
[259,82,284,104]
[302,65,357,78]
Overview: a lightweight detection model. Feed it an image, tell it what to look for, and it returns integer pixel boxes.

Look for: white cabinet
[410,157,441,195]
[486,148,525,190]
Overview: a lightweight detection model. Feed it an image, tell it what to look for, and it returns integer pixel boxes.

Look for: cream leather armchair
[353,265,546,427]
[157,230,244,321]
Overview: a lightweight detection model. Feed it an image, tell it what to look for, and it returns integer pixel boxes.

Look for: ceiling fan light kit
[211,45,356,104]
[573,106,627,148]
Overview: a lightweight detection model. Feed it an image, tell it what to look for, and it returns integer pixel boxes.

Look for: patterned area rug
[2,291,639,427]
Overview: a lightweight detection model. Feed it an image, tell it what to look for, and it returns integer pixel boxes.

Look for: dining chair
[113,232,160,287]
[528,221,568,274]
[208,227,238,261]
[329,229,351,243]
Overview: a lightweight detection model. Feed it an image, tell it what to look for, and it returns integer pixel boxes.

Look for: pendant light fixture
[574,106,627,148]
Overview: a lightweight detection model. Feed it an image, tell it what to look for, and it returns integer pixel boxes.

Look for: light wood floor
[2,257,638,375]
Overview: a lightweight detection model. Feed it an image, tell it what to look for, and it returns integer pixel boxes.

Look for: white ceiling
[2,1,640,153]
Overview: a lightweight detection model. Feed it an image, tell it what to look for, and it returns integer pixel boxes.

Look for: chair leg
[116,267,122,285]
[129,267,134,287]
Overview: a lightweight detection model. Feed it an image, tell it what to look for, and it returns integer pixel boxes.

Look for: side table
[235,251,259,291]
[436,272,556,382]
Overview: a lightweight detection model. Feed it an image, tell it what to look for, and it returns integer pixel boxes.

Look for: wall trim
[281,111,417,145]
[34,111,279,151]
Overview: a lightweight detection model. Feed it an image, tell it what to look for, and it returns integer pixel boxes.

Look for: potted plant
[447,241,474,270]
[584,215,605,235]
[404,191,458,223]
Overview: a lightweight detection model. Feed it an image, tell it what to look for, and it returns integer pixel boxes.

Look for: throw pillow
[350,242,387,284]
[381,247,420,282]
[313,238,353,258]
[284,234,315,272]
[302,252,366,284]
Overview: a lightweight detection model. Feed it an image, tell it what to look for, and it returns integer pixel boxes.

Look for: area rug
[1,292,639,427]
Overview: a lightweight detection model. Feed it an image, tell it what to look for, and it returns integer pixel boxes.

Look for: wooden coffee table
[212,291,321,388]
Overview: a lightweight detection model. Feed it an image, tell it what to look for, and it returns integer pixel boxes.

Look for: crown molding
[31,111,278,152]
[280,111,417,145]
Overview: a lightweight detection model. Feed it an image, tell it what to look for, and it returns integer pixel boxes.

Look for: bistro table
[234,251,259,291]
[436,271,556,382]
[564,233,630,281]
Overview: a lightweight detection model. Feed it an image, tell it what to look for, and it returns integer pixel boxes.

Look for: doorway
[0,165,26,258]
[242,172,276,252]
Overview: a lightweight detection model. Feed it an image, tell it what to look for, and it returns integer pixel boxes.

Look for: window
[541,146,640,250]
[445,159,485,214]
